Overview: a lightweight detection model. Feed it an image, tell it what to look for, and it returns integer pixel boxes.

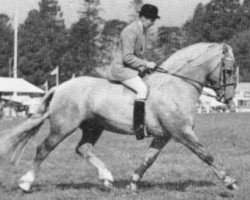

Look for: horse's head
[155,43,237,106]
[206,44,236,105]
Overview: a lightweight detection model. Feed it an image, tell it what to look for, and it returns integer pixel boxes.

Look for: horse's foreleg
[76,121,114,188]
[179,127,238,190]
[129,136,171,192]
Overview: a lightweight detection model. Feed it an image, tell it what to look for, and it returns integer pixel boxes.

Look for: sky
[0,0,211,28]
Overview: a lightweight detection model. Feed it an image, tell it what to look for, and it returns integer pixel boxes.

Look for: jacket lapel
[135,21,146,54]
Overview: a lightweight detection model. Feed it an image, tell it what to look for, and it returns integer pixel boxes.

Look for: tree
[184,3,205,44]
[0,14,13,77]
[68,0,103,75]
[98,19,127,66]
[229,30,250,82]
[146,26,186,62]
[185,0,241,43]
[18,0,68,86]
[204,0,241,42]
[237,0,250,31]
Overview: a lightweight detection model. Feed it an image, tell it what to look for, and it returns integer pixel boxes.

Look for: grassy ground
[0,113,249,200]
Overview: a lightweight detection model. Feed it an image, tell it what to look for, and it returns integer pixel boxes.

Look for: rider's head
[139,4,160,29]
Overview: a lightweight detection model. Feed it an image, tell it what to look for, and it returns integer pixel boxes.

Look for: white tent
[0,77,45,94]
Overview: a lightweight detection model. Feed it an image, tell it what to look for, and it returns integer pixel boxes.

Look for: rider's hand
[146,61,156,69]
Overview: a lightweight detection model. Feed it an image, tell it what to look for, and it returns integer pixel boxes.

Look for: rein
[154,67,226,99]
[142,54,212,89]
[140,55,235,99]
[140,62,204,92]
[155,67,204,87]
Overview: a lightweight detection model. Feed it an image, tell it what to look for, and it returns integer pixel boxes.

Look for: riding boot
[133,100,145,140]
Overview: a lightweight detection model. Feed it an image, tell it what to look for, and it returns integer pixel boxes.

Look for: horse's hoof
[226,182,239,190]
[126,182,139,193]
[19,181,32,193]
[224,176,238,190]
[104,180,113,188]
[19,170,34,193]
[99,179,114,191]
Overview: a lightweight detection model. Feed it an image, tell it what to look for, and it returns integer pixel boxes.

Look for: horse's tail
[0,88,55,165]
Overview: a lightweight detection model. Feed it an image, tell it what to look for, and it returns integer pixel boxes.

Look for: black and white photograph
[0,0,249,199]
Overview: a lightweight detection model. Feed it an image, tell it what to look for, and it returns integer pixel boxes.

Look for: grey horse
[0,42,238,192]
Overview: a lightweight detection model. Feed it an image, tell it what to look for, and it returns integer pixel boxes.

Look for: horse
[0,42,238,193]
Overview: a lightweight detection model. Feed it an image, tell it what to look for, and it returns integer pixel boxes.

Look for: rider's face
[146,18,155,28]
[142,17,155,30]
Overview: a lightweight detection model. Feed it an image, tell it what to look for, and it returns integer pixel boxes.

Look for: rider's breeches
[123,76,148,100]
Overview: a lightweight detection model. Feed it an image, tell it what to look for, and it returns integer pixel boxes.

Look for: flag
[42,81,48,92]
[50,66,59,76]
[50,66,59,86]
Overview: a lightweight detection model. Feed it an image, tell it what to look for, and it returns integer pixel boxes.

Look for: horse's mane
[161,43,227,73]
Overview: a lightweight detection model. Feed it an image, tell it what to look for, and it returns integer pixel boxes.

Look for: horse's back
[49,76,106,109]
[56,76,109,94]
[51,76,133,113]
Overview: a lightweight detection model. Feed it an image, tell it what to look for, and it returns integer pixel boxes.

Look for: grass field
[0,113,249,200]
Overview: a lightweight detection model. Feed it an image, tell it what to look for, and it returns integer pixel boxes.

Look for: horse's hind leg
[19,118,79,192]
[179,126,238,190]
[76,120,114,188]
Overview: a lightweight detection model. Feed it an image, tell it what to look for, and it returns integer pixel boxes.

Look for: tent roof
[0,77,45,94]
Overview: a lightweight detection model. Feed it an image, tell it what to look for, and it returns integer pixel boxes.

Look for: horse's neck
[158,43,221,88]
[177,64,207,87]
[149,64,207,92]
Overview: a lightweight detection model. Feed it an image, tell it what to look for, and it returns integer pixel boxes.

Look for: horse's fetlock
[145,157,156,167]
[131,173,140,182]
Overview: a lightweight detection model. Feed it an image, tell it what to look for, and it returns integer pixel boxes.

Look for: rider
[107,4,160,140]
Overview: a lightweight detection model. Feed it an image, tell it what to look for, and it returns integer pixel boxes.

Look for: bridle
[140,55,236,100]
[211,57,236,101]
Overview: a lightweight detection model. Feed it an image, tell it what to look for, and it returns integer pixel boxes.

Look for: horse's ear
[222,44,228,54]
